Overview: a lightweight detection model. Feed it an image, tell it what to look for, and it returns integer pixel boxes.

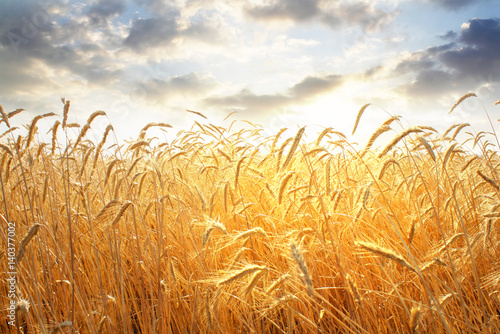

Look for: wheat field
[1,96,500,333]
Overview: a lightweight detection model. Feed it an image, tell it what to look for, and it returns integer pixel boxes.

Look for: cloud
[245,0,320,22]
[0,0,124,95]
[204,89,290,111]
[439,18,500,78]
[203,74,344,112]
[123,16,179,50]
[426,0,477,10]
[394,18,500,100]
[399,69,455,97]
[123,10,235,52]
[87,0,126,24]
[289,75,343,99]
[138,73,216,104]
[437,30,457,40]
[245,0,396,32]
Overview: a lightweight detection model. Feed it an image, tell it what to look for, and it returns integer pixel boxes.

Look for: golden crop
[1,95,500,333]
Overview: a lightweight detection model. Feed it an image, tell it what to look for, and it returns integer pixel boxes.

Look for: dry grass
[1,96,500,333]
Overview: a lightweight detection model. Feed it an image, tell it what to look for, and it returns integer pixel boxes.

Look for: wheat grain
[316,127,332,146]
[484,219,492,250]
[278,171,295,204]
[346,273,362,304]
[451,123,470,140]
[379,127,423,157]
[442,143,458,169]
[461,156,477,172]
[0,144,13,156]
[73,123,91,150]
[477,170,500,190]
[62,100,70,128]
[202,219,228,246]
[187,109,207,119]
[168,151,187,162]
[281,127,305,171]
[50,321,73,333]
[409,304,421,333]
[355,241,415,272]
[245,268,268,297]
[104,159,119,186]
[234,156,246,188]
[382,115,401,126]
[0,104,10,128]
[130,140,149,150]
[352,104,370,135]
[449,93,476,114]
[16,223,40,263]
[266,274,291,294]
[96,316,107,334]
[26,112,57,149]
[407,219,417,245]
[235,227,268,241]
[361,125,391,157]
[93,124,113,168]
[379,158,399,179]
[217,265,266,287]
[291,242,314,296]
[417,136,436,161]
[110,201,133,227]
[141,122,173,134]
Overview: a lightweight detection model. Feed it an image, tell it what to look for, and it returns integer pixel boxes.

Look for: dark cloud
[459,18,500,50]
[87,0,126,24]
[334,1,396,33]
[394,18,500,100]
[399,69,455,97]
[439,18,500,78]
[123,17,179,50]
[437,30,457,40]
[289,75,343,99]
[138,73,215,104]
[0,0,123,95]
[204,74,344,112]
[394,56,435,75]
[427,0,476,10]
[245,0,320,22]
[204,89,290,111]
[123,11,232,52]
[245,0,395,32]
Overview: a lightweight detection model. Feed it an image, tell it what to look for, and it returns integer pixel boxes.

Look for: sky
[0,0,499,145]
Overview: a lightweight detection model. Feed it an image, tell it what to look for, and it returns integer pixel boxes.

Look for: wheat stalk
[477,170,500,190]
[449,92,476,114]
[352,104,370,135]
[186,109,208,119]
[355,241,415,272]
[409,304,421,333]
[245,268,268,297]
[361,125,391,157]
[278,171,295,204]
[0,104,10,128]
[202,219,228,246]
[378,127,424,158]
[281,127,305,171]
[217,265,266,287]
[16,223,41,263]
[291,242,314,296]
[62,100,70,128]
[110,201,133,227]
